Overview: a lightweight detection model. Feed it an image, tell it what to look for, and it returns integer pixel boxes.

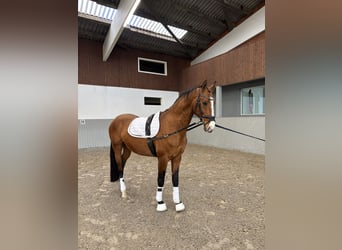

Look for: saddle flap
[128,112,160,138]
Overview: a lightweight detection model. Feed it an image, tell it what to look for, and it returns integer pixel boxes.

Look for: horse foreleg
[156,157,168,212]
[172,155,185,212]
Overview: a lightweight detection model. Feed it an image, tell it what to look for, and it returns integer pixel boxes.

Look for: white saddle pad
[128,112,160,138]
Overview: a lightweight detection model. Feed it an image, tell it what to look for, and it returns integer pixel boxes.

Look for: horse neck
[166,89,198,128]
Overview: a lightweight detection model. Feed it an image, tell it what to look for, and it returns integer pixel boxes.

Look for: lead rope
[215,124,266,142]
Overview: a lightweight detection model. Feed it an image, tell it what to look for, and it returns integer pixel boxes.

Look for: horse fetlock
[121,190,127,199]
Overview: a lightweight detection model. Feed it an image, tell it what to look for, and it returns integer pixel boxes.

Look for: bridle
[147,85,216,143]
[196,90,216,122]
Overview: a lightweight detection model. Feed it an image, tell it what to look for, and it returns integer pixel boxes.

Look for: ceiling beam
[222,8,237,31]
[102,0,139,61]
[78,12,112,25]
[92,0,120,9]
[135,8,218,41]
[118,38,193,58]
[142,0,198,59]
[212,0,249,16]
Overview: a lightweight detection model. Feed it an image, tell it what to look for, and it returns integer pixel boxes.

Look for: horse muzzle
[204,121,215,133]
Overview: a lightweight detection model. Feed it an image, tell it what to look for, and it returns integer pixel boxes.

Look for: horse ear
[208,81,216,92]
[200,80,208,89]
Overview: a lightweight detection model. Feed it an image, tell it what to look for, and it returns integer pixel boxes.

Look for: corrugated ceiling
[78,0,265,59]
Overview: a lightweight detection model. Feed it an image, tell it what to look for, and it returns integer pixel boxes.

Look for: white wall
[187,117,265,155]
[78,85,265,154]
[78,84,179,148]
[78,84,179,119]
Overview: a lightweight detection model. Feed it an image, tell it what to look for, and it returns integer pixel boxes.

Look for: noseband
[196,93,216,122]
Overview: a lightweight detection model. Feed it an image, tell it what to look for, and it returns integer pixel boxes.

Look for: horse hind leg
[120,144,131,198]
[112,143,128,198]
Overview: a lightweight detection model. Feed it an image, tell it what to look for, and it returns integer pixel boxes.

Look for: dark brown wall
[78,38,190,91]
[79,32,265,92]
[180,32,265,91]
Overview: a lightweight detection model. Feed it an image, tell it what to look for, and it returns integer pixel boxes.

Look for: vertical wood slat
[180,32,265,90]
[79,38,190,91]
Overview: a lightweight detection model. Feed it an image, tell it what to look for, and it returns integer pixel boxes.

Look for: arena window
[138,57,167,76]
[241,86,265,115]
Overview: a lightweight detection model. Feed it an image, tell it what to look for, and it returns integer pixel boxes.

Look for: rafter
[118,35,196,58]
[135,8,218,41]
[142,0,200,58]
[102,0,138,61]
[212,0,249,16]
[92,0,120,9]
[78,12,112,25]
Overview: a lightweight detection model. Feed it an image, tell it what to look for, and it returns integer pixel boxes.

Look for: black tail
[110,145,119,182]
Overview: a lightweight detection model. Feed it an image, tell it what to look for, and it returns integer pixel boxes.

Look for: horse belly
[123,136,154,157]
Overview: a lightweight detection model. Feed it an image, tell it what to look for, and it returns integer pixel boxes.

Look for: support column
[215,86,222,118]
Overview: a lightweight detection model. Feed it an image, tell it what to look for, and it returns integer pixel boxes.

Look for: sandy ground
[79,144,265,250]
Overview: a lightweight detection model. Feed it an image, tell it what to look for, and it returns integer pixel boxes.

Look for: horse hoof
[175,202,185,212]
[156,202,167,212]
[121,191,127,199]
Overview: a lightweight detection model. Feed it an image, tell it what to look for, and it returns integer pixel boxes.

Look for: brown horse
[108,80,216,212]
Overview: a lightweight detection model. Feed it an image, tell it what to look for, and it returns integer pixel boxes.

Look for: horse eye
[203,101,208,106]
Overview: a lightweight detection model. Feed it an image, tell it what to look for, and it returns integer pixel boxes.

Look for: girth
[145,113,154,136]
[145,113,157,157]
[147,138,157,157]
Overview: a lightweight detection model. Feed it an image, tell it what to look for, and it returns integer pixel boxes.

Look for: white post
[215,86,222,118]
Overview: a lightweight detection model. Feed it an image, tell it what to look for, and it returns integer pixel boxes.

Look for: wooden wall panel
[180,32,265,91]
[79,32,265,92]
[78,39,190,91]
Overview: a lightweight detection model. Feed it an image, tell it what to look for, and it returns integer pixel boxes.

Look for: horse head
[194,80,216,133]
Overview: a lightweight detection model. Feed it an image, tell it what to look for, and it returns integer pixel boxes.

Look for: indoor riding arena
[78,0,265,249]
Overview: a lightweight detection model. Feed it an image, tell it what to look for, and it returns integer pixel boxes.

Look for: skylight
[78,0,116,21]
[78,0,187,41]
[128,15,187,40]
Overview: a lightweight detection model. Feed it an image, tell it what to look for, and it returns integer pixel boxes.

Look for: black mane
[161,86,198,114]
[176,86,198,101]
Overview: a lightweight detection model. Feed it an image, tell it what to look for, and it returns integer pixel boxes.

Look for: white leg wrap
[156,187,167,211]
[120,178,127,198]
[156,202,167,212]
[120,178,126,192]
[175,202,185,212]
[156,187,163,202]
[173,187,180,203]
[173,187,185,212]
